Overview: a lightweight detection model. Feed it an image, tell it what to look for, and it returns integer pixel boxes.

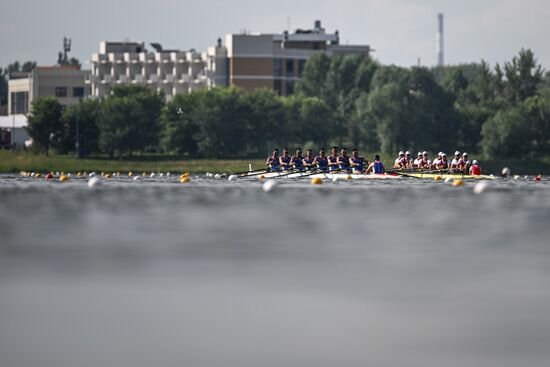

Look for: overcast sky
[1,0,549,70]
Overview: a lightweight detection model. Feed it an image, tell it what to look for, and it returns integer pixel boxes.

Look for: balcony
[133,75,145,83]
[91,53,109,64]
[148,75,159,84]
[140,53,156,64]
[124,53,140,63]
[117,75,129,84]
[178,74,191,83]
[163,74,176,83]
[101,75,113,84]
[108,53,125,64]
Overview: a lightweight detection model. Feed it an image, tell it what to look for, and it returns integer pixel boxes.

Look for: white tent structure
[0,115,29,148]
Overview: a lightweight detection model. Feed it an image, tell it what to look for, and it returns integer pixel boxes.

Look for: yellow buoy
[35,173,42,178]
[434,175,442,181]
[181,172,190,177]
[453,179,464,187]
[105,174,112,179]
[59,175,70,182]
[142,172,147,176]
[346,175,353,181]
[128,172,133,177]
[311,177,323,185]
[258,175,265,180]
[179,176,190,183]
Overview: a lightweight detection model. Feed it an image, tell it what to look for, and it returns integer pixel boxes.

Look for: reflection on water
[1,176,550,367]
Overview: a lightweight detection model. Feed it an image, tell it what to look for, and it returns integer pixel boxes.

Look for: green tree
[99,85,163,158]
[161,93,201,156]
[59,100,101,157]
[26,97,63,155]
[503,49,543,103]
[481,105,532,157]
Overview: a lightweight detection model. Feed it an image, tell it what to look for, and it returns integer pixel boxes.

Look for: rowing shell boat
[251,171,401,179]
[404,172,495,180]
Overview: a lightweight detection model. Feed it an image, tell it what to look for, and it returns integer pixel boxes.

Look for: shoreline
[1,151,548,175]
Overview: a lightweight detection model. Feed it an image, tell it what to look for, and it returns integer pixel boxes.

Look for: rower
[436,153,449,169]
[338,148,351,172]
[349,149,367,174]
[469,160,482,175]
[366,154,385,174]
[279,148,291,171]
[413,152,422,168]
[393,151,406,169]
[265,149,280,171]
[431,152,442,169]
[313,148,329,172]
[419,151,431,169]
[290,148,305,171]
[302,149,315,171]
[404,151,414,168]
[327,146,339,172]
[450,151,461,172]
[459,152,471,173]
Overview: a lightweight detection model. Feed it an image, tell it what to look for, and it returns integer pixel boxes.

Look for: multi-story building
[7,66,90,114]
[222,20,371,95]
[87,41,210,100]
[87,21,370,98]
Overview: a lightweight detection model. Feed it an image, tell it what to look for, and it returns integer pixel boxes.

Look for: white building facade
[87,41,217,100]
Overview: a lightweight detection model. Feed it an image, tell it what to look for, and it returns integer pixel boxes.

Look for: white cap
[438,152,443,156]
[417,152,422,156]
[399,151,404,156]
[422,151,428,155]
[473,160,478,164]
[463,152,468,156]
[405,151,411,155]
[455,150,460,156]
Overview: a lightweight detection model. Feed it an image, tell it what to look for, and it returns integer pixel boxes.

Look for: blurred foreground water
[1,175,550,367]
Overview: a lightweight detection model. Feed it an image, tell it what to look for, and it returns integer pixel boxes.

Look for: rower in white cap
[450,151,461,172]
[393,151,406,168]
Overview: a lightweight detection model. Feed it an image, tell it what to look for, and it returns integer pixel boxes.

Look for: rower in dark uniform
[265,148,280,171]
[290,148,305,172]
[302,149,315,171]
[313,148,329,172]
[366,154,385,174]
[337,148,351,173]
[279,148,291,171]
[349,149,367,174]
[327,146,339,172]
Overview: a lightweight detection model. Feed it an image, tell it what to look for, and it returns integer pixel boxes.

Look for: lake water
[1,174,549,367]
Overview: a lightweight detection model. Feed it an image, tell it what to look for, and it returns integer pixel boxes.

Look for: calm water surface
[1,174,549,367]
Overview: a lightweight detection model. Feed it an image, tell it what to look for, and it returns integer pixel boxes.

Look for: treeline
[25,49,550,159]
[297,48,550,157]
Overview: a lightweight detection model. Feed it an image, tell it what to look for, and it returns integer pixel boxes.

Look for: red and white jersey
[394,157,406,166]
[458,158,471,167]
[432,158,441,166]
[450,158,460,168]
[413,158,421,167]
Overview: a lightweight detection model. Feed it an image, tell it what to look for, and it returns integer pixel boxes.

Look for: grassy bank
[0,151,264,174]
[1,150,548,175]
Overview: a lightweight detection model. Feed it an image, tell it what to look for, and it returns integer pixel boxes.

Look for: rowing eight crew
[266,147,385,174]
[393,150,482,175]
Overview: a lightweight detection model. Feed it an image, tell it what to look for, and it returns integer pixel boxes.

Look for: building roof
[0,115,28,129]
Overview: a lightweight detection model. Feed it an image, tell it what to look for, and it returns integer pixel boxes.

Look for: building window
[73,87,85,97]
[298,60,306,76]
[286,59,294,76]
[55,87,67,97]
[274,79,282,96]
[10,91,28,114]
[286,80,294,95]
[273,58,282,77]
